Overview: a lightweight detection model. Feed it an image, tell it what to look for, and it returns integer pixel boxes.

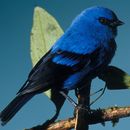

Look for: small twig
[90,88,103,96]
[90,85,107,106]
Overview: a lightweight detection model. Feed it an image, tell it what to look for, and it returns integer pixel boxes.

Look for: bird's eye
[99,17,109,25]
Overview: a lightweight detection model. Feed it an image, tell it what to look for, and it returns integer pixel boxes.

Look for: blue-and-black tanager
[0,6,124,125]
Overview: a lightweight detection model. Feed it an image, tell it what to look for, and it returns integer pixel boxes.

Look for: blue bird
[0,6,123,125]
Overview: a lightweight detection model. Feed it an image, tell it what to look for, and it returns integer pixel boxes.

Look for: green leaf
[31,7,63,65]
[30,6,66,120]
[99,66,130,90]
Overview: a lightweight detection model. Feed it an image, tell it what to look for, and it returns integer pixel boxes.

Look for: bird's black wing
[17,49,91,95]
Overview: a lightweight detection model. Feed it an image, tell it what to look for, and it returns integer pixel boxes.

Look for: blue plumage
[53,54,79,66]
[0,6,123,125]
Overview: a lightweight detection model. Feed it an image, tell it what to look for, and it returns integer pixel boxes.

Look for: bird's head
[72,6,124,40]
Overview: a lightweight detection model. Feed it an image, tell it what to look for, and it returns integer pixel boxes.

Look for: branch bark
[25,106,130,130]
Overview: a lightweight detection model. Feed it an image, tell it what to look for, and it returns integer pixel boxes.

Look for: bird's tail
[0,93,34,126]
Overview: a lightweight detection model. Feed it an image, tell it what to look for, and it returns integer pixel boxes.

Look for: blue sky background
[0,0,130,130]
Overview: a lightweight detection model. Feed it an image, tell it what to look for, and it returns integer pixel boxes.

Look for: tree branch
[25,106,130,130]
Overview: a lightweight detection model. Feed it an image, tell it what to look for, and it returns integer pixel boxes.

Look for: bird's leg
[60,90,90,114]
[59,91,78,108]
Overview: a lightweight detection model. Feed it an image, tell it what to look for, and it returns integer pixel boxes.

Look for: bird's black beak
[110,20,124,27]
[115,20,124,26]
